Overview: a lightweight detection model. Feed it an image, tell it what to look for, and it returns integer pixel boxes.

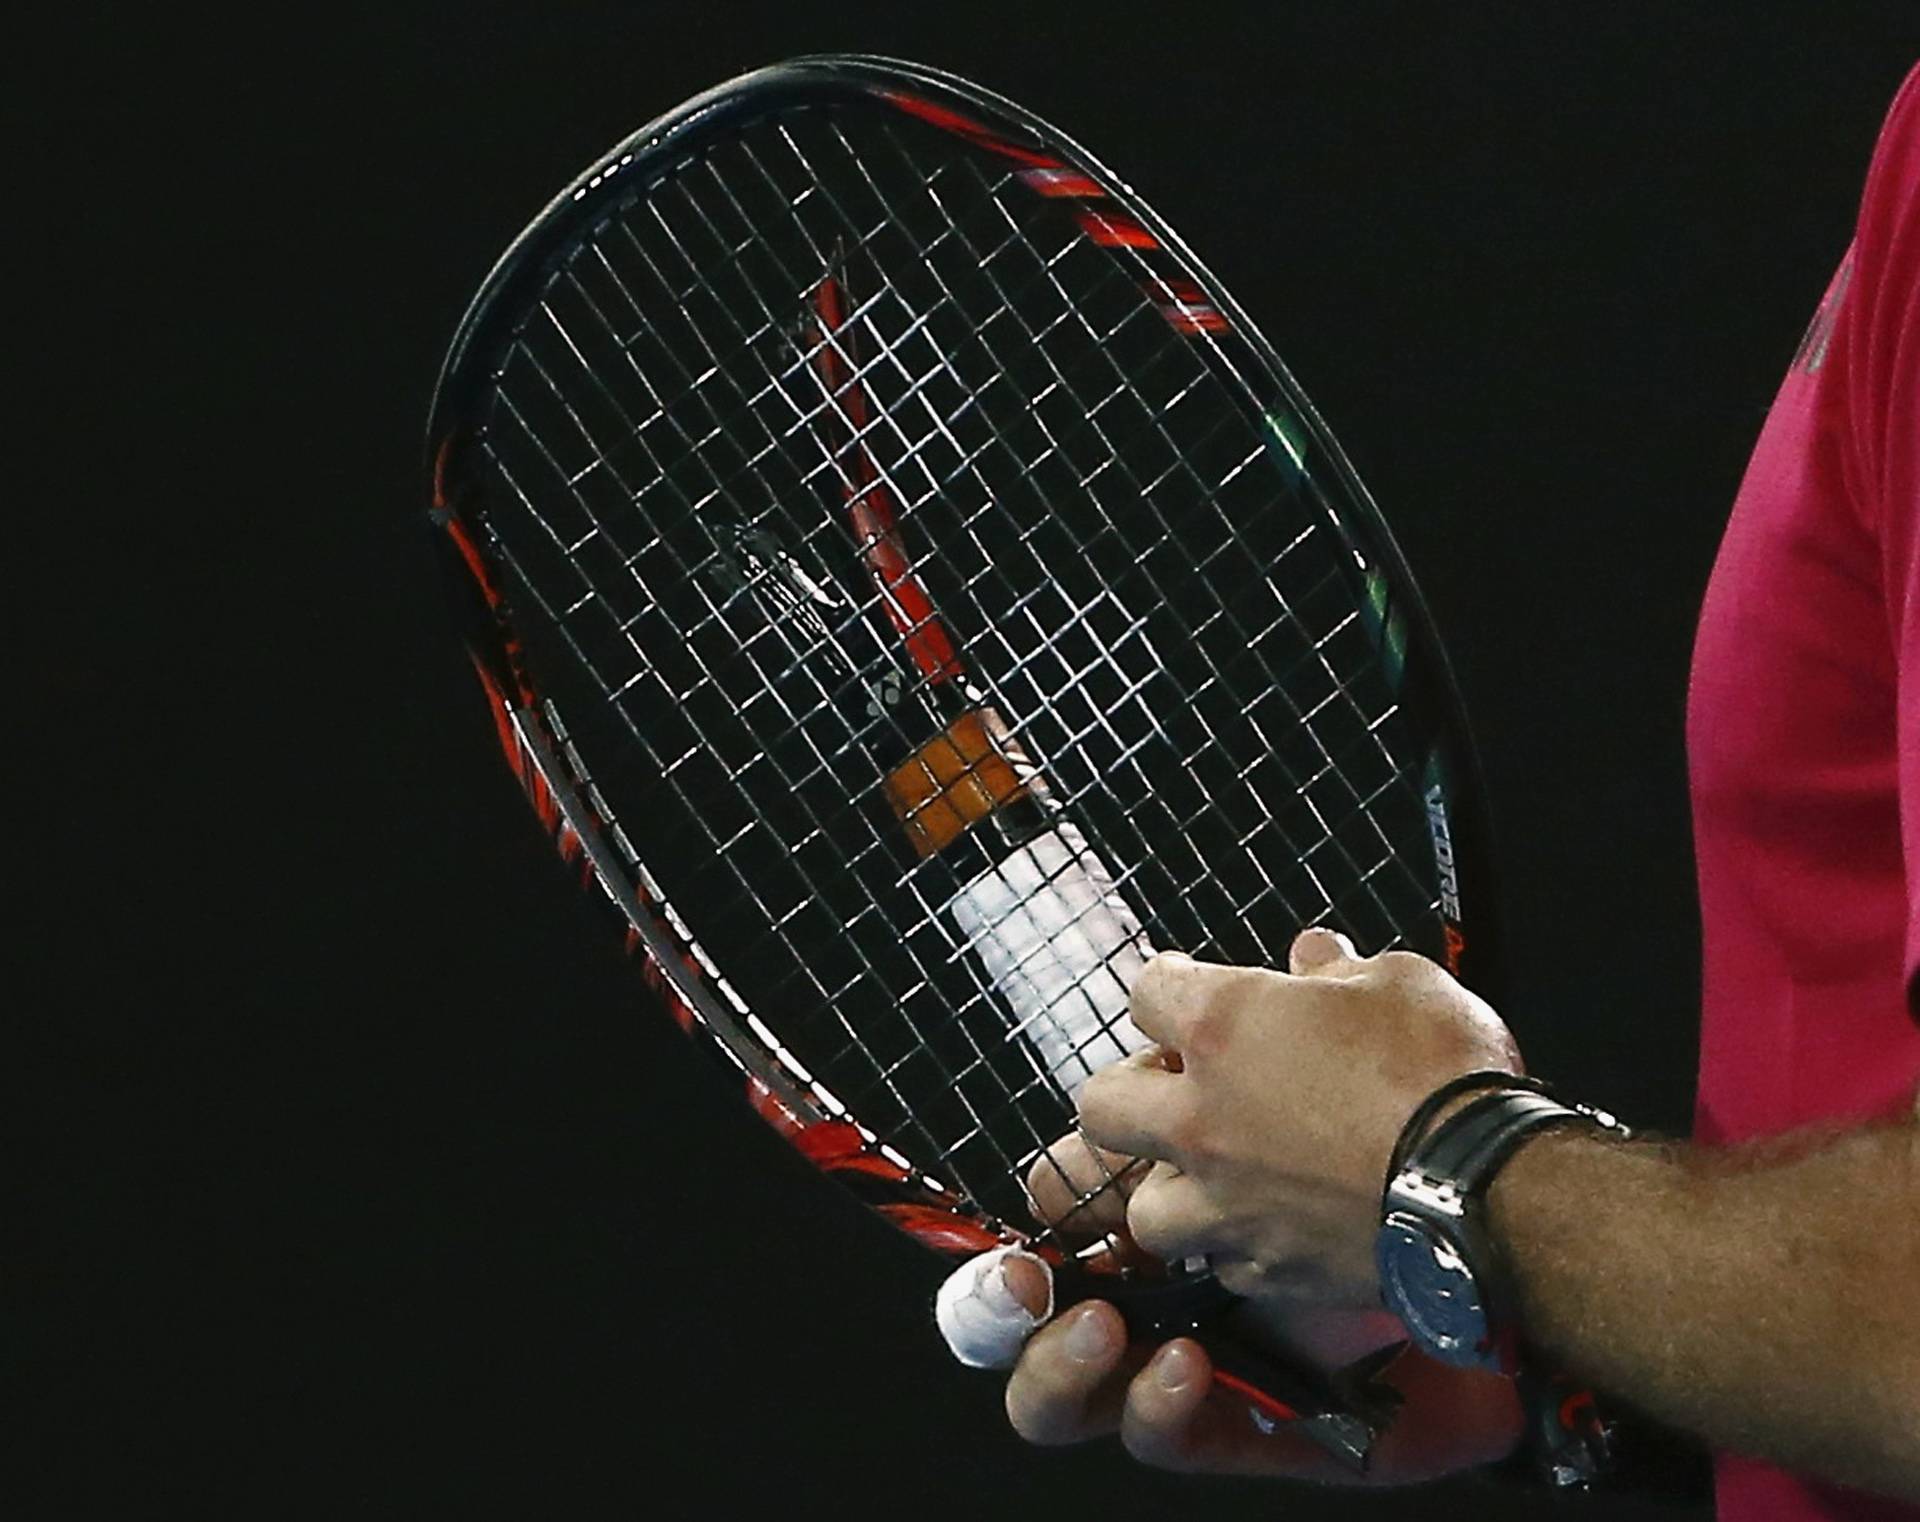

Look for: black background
[26,4,1919,1518]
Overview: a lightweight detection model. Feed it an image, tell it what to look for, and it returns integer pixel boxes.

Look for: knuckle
[1292,925,1340,956]
[1124,1195,1177,1259]
[1377,948,1438,982]
[1167,1107,1216,1164]
[1132,950,1185,1009]
[1180,997,1237,1060]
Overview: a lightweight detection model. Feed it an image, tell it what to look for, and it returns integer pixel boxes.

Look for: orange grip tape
[884,708,1039,858]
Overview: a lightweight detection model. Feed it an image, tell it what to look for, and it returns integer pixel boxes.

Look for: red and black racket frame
[425,55,1511,1467]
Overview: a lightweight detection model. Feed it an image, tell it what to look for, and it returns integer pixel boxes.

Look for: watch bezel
[1376,1198,1499,1369]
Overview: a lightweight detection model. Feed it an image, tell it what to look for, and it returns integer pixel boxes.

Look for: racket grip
[1201,1336,1404,1472]
[1061,1264,1403,1473]
[945,820,1154,1098]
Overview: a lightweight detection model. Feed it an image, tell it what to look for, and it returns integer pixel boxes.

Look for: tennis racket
[425,54,1501,1470]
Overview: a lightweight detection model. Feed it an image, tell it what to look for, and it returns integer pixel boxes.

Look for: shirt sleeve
[1835,65,1920,1012]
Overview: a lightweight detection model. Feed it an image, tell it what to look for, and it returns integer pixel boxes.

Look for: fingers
[1004,1301,1135,1444]
[1119,1339,1215,1468]
[935,1245,1055,1369]
[1118,1340,1363,1479]
[1087,936,1368,1157]
[1288,926,1366,978]
[1122,1160,1222,1262]
[1026,1131,1144,1241]
[1078,1051,1187,1160]
[1124,950,1219,1044]
[1003,1306,1385,1480]
[1130,937,1369,1061]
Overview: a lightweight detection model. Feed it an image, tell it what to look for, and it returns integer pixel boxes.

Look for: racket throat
[882,702,1048,858]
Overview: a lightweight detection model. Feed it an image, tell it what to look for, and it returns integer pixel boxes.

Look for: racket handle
[1202,1336,1405,1473]
[1059,1263,1403,1473]
[946,819,1153,1098]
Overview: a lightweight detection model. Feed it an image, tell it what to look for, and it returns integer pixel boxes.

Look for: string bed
[470,103,1443,1238]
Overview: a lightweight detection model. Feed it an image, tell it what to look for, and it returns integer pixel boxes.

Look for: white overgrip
[935,818,1153,1369]
[944,819,1155,1099]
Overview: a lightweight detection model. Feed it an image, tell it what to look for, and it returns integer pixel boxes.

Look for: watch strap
[1383,1076,1633,1490]
[1417,1089,1591,1194]
[1384,1068,1546,1187]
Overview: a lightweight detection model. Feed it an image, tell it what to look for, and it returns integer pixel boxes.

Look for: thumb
[935,1245,1055,1369]
[1288,926,1364,978]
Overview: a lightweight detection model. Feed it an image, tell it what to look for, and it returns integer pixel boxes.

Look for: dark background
[26,4,1918,1518]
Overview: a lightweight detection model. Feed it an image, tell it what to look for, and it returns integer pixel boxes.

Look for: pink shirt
[1686,63,1920,1521]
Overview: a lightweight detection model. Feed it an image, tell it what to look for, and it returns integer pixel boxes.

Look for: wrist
[1485,1124,1595,1254]
[1483,1121,1652,1359]
[1378,1088,1592,1370]
[1376,1077,1631,1489]
[1379,1067,1538,1203]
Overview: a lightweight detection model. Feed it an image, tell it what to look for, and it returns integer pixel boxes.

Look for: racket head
[426,52,1500,1280]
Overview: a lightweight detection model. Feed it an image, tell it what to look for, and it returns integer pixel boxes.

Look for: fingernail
[1153,1341,1198,1392]
[1064,1305,1114,1363]
[979,1250,1049,1321]
[978,1259,1020,1317]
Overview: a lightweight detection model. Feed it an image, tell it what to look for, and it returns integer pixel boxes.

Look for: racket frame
[426,52,1505,1465]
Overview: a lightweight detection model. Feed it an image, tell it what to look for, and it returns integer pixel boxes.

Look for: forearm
[1486,1111,1920,1499]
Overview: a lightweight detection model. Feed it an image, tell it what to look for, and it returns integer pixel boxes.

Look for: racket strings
[473,102,1442,1234]
[491,484,1038,1188]
[503,303,1297,1182]
[771,187,1436,1005]
[905,142,1432,926]
[487,362,1120,1218]
[500,135,1166,1111]
[503,130,1420,1212]
[484,313,1026,1176]
[520,172,1093,1191]
[794,121,1432,947]
[753,125,1431,958]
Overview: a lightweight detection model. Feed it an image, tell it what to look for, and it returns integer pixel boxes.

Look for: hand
[937,927,1528,1478]
[987,1109,1524,1482]
[998,1268,1524,1482]
[1078,929,1523,1308]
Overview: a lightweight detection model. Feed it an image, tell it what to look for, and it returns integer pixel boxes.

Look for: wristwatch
[1376,1077,1628,1372]
[1375,1072,1632,1487]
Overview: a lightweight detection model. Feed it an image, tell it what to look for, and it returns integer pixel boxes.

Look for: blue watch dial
[1376,1211,1496,1368]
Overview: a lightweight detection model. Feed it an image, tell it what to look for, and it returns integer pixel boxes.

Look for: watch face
[1376,1211,1495,1369]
